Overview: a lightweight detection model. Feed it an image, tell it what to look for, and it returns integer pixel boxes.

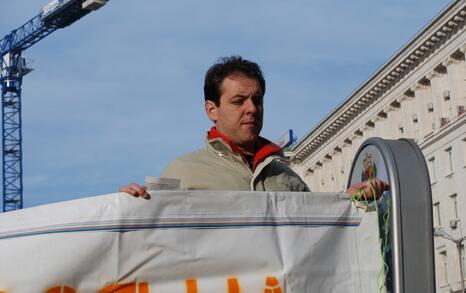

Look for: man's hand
[346,179,388,200]
[119,183,151,199]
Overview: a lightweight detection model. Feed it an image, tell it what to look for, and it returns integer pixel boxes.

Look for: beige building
[286,1,466,292]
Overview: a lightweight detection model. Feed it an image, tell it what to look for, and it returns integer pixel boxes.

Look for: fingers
[345,181,365,195]
[119,183,151,199]
[365,179,389,199]
[372,179,389,195]
[346,179,389,200]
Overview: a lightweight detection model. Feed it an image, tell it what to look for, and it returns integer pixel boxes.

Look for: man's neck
[208,127,283,171]
[237,144,255,156]
[208,127,257,155]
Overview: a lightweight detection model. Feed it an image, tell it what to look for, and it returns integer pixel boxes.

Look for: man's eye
[232,100,243,105]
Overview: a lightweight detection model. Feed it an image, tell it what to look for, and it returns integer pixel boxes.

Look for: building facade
[286,1,466,292]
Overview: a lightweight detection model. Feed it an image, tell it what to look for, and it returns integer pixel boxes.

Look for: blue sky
[1,0,449,208]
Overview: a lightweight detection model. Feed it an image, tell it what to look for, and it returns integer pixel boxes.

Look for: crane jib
[0,0,108,56]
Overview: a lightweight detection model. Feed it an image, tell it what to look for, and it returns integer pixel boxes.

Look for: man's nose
[244,98,257,114]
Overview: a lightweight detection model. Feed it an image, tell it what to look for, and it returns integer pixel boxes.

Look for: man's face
[205,73,263,152]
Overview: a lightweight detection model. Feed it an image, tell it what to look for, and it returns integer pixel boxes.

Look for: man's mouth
[242,121,257,126]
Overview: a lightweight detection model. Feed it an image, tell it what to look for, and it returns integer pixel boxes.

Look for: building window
[428,157,437,182]
[445,147,454,175]
[438,250,449,286]
[433,202,441,227]
[450,194,458,220]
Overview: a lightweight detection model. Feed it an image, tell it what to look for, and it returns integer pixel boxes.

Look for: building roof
[288,0,466,163]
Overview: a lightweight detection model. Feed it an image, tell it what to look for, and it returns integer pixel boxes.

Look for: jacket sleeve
[255,158,311,192]
[284,166,311,192]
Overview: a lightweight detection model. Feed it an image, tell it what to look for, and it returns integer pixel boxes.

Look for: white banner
[0,191,383,292]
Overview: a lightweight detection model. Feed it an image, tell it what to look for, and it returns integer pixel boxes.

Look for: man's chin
[241,125,261,135]
[238,134,259,145]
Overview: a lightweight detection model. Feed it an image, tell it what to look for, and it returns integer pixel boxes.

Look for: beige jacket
[161,138,310,191]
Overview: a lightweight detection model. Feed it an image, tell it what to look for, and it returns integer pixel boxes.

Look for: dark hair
[204,56,266,106]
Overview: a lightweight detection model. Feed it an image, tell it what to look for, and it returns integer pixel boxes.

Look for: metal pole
[457,241,465,293]
[434,228,465,293]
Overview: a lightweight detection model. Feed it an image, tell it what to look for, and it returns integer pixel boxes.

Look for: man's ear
[205,100,218,123]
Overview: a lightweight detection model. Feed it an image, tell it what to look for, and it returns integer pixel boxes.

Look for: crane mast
[0,0,108,212]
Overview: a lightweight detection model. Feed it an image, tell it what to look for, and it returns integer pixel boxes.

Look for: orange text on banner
[0,276,282,292]
[99,282,149,293]
[185,279,198,293]
[227,278,240,293]
[264,276,282,293]
[46,286,77,293]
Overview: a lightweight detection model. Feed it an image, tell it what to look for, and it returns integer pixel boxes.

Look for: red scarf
[207,127,282,171]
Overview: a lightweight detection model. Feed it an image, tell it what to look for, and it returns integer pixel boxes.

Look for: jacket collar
[207,127,283,171]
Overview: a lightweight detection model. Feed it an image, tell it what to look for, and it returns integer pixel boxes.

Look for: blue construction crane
[0,0,108,212]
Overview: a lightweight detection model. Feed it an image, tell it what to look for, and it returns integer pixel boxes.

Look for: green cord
[350,180,390,293]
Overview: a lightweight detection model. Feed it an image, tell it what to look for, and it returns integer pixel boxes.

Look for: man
[120,56,386,198]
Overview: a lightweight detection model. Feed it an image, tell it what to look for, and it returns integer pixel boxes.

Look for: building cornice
[289,0,466,163]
